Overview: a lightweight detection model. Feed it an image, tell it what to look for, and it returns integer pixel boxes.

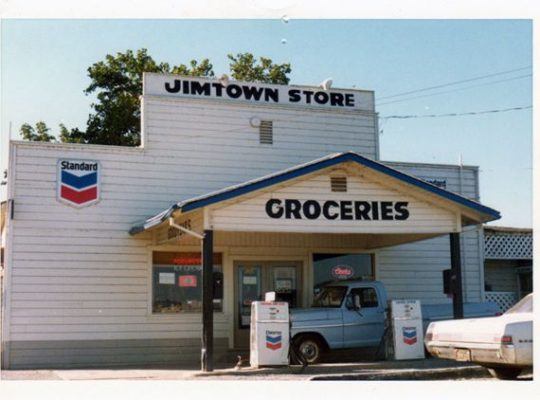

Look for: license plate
[455,349,471,362]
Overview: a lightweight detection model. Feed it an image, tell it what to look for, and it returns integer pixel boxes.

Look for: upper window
[152,251,223,313]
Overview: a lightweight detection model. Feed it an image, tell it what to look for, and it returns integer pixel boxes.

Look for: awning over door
[129,151,500,245]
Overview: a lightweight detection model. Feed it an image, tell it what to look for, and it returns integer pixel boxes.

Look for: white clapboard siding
[376,162,483,304]
[383,161,479,201]
[7,91,376,349]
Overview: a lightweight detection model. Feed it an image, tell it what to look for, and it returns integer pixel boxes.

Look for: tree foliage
[228,53,291,84]
[21,49,291,146]
[19,121,56,142]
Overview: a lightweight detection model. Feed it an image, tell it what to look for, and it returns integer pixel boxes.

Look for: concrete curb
[310,365,490,380]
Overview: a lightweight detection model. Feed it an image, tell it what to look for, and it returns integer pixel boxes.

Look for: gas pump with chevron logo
[250,298,289,367]
[390,299,425,360]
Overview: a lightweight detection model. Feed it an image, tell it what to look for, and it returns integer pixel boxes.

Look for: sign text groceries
[164,79,356,108]
[265,199,410,221]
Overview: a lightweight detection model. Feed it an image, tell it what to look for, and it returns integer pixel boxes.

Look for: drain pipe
[168,217,214,372]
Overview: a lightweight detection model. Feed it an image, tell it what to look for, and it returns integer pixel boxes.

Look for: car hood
[429,313,532,344]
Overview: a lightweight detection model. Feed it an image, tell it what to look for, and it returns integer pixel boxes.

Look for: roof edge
[178,152,501,219]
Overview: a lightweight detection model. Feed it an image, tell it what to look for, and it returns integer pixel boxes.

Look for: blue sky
[0,19,532,227]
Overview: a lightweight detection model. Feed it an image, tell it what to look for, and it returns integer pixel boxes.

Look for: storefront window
[312,253,374,295]
[152,252,223,313]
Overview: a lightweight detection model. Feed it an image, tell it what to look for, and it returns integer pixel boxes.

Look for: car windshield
[312,286,347,308]
[505,294,533,314]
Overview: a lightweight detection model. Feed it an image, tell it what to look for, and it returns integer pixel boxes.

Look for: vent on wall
[259,120,273,144]
[331,176,347,192]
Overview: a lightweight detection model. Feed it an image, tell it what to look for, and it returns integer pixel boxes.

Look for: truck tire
[294,335,323,364]
[487,367,522,380]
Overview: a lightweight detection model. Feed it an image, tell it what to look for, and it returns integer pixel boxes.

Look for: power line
[377,65,531,100]
[377,74,531,106]
[381,105,532,120]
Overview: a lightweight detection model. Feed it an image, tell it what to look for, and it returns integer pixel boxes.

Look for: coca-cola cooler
[250,301,289,367]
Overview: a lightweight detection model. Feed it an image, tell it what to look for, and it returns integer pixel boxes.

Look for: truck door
[342,286,385,348]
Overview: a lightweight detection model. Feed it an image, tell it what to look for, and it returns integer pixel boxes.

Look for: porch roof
[129,151,500,235]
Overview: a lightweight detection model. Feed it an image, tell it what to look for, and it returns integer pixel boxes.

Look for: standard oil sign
[57,159,101,208]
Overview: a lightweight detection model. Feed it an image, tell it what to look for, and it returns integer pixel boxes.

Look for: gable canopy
[129,152,500,238]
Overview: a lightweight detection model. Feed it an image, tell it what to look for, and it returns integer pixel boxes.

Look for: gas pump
[387,299,425,360]
[250,293,290,367]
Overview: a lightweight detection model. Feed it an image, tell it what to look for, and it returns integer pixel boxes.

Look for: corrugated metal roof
[129,151,501,235]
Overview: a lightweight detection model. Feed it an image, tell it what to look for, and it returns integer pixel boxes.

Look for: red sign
[331,265,354,280]
[172,256,201,265]
[178,275,198,287]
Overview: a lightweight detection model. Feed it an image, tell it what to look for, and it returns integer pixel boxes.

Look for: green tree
[227,53,291,84]
[60,49,215,146]
[22,49,292,146]
[19,121,56,142]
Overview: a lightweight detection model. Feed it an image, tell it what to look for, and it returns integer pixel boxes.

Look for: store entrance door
[233,261,302,348]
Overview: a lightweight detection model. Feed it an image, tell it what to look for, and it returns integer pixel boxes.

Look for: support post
[450,232,464,319]
[201,229,214,372]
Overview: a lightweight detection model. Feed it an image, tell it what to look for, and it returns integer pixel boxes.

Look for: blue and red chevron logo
[265,331,282,351]
[402,327,417,345]
[57,160,100,208]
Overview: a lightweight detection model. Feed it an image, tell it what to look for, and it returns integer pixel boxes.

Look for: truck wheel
[487,367,522,380]
[295,335,323,364]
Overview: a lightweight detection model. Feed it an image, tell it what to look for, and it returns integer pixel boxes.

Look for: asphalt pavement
[2,358,531,381]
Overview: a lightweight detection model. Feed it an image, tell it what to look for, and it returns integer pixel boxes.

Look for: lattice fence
[484,231,532,259]
[485,291,518,312]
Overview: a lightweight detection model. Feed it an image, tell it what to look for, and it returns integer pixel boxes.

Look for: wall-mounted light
[249,117,262,128]
[320,78,333,91]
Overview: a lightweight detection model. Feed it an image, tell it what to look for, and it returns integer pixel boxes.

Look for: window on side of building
[152,251,223,313]
[312,253,374,296]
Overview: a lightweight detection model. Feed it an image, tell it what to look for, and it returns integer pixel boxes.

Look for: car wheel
[487,367,522,380]
[295,335,323,364]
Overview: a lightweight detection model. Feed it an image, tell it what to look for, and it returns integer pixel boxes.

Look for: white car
[424,293,533,379]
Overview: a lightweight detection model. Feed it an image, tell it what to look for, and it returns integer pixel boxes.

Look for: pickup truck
[290,280,500,363]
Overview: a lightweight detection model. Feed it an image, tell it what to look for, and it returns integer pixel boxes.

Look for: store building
[1,73,500,369]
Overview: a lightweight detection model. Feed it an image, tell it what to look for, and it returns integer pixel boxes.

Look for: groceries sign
[144,74,371,110]
[57,159,100,208]
[265,199,410,221]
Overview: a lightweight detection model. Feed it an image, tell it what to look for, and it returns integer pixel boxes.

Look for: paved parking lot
[3,358,531,381]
